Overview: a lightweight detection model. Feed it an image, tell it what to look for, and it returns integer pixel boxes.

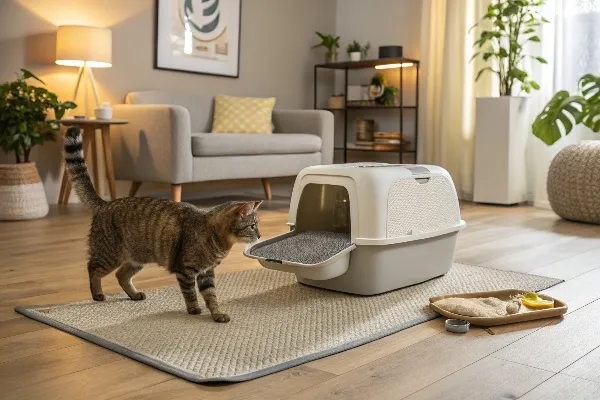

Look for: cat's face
[229,201,263,244]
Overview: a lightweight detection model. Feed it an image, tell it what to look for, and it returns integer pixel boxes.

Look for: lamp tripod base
[71,63,101,116]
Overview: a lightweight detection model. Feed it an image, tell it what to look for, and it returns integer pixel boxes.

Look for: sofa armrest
[111,104,193,184]
[272,109,334,165]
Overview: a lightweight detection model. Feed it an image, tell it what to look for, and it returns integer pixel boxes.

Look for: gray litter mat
[248,230,352,264]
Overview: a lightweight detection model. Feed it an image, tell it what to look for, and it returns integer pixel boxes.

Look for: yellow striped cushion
[211,95,276,134]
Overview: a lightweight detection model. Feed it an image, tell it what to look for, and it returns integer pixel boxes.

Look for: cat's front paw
[131,292,146,301]
[212,313,230,323]
[187,307,202,315]
[93,294,105,301]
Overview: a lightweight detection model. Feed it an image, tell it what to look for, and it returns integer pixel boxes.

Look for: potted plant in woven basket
[0,69,76,220]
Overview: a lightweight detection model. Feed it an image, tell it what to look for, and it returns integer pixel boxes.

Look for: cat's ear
[253,200,263,211]
[235,201,256,217]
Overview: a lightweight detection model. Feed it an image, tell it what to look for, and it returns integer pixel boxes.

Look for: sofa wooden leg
[171,184,182,202]
[129,181,142,197]
[261,178,272,201]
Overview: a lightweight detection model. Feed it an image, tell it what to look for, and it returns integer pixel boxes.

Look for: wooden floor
[2,198,600,399]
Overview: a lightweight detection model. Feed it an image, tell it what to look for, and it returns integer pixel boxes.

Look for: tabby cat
[63,127,262,322]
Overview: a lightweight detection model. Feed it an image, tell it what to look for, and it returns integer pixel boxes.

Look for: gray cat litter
[249,231,352,265]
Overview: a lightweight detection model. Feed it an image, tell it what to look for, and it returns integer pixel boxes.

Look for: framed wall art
[154,0,241,78]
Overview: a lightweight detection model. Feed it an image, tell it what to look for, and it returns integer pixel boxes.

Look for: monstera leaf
[533,74,600,145]
[581,74,600,131]
[581,74,600,104]
[532,91,587,145]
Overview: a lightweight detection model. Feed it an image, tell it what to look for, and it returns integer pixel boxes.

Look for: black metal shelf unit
[313,57,420,164]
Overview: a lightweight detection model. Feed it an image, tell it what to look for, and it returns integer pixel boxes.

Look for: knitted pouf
[0,163,49,220]
[547,141,600,224]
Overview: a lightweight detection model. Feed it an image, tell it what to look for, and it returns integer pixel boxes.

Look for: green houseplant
[470,0,549,205]
[369,73,398,106]
[313,32,340,63]
[0,68,76,220]
[346,40,370,62]
[533,74,600,145]
[532,74,600,223]
[471,0,548,96]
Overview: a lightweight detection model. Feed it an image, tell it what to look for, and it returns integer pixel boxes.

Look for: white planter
[349,52,361,62]
[473,96,528,205]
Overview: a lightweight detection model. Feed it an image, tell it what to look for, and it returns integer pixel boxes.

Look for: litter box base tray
[429,289,568,327]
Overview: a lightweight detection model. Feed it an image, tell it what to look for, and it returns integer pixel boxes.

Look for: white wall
[0,0,424,202]
[336,0,421,60]
[0,0,337,203]
[332,0,423,162]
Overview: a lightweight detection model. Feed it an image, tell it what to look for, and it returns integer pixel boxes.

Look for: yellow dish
[522,293,554,309]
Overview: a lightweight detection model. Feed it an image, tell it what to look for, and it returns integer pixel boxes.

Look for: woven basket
[547,141,600,224]
[0,162,49,220]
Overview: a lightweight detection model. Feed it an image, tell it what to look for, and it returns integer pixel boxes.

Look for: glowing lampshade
[56,25,112,68]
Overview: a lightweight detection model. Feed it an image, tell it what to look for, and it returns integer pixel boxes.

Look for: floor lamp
[56,25,112,203]
[55,25,112,113]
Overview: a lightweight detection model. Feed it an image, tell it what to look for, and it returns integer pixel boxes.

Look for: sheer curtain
[421,0,600,204]
[532,0,600,208]
[419,0,493,200]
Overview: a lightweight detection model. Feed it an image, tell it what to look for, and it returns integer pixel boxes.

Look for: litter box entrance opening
[296,184,351,234]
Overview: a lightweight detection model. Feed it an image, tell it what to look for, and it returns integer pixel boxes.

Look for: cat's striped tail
[63,127,106,210]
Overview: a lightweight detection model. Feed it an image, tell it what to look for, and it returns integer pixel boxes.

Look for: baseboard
[533,199,551,210]
[527,191,534,204]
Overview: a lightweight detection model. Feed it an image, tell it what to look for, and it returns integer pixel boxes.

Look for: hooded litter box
[245,163,466,295]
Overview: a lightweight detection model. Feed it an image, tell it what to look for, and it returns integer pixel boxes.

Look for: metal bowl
[445,319,470,333]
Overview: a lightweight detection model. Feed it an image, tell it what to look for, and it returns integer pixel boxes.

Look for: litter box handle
[266,259,282,264]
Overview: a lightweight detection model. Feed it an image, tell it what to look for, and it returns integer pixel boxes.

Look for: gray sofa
[111,91,334,201]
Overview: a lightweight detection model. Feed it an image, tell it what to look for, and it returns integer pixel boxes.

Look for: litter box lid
[288,163,465,245]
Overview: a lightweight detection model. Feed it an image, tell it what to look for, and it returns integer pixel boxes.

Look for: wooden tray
[429,289,568,327]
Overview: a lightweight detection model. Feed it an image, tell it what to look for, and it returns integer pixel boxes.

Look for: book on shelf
[375,138,411,145]
[372,143,402,151]
[348,140,374,149]
[348,142,411,151]
[375,139,401,145]
[374,131,402,139]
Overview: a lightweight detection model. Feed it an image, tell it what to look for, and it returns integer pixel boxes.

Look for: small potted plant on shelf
[375,86,398,107]
[313,32,341,63]
[0,68,76,220]
[368,73,397,106]
[346,40,370,62]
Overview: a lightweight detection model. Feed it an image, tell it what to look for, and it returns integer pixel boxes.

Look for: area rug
[15,263,562,383]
